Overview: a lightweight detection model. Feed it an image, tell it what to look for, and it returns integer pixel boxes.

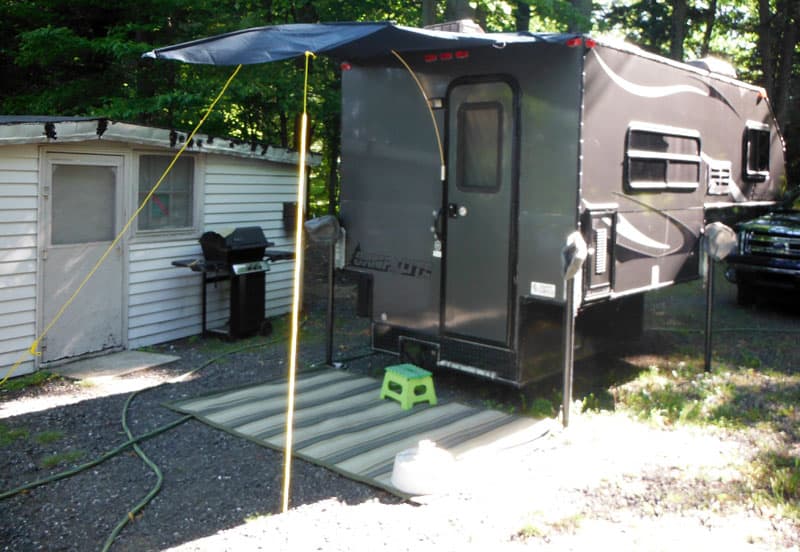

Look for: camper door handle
[431,208,444,240]
[448,203,468,218]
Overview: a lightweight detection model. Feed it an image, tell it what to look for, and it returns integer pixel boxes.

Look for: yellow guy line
[0,64,243,387]
[390,49,445,181]
[281,50,315,514]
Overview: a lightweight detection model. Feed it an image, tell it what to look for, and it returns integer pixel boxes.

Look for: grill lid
[200,226,272,264]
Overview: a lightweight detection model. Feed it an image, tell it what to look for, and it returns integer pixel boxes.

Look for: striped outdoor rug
[167,368,547,497]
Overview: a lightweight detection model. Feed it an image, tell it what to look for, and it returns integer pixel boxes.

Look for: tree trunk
[757,0,777,98]
[422,0,437,26]
[669,0,688,61]
[326,124,340,214]
[279,112,289,149]
[568,0,592,33]
[516,1,531,32]
[444,0,473,21]
[772,0,798,129]
[700,0,717,57]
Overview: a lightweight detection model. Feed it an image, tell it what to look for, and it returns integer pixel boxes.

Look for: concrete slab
[53,350,180,380]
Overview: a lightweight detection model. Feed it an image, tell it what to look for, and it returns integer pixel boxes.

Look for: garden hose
[101,391,167,552]
[0,415,190,501]
[1,325,378,550]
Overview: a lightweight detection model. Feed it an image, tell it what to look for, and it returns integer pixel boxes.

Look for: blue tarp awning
[143,21,573,66]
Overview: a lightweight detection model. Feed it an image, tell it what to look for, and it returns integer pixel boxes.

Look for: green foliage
[40,449,85,470]
[0,0,796,206]
[527,396,557,418]
[613,358,800,515]
[0,424,30,448]
[34,430,65,445]
[580,389,615,412]
[1,371,58,393]
[749,452,800,517]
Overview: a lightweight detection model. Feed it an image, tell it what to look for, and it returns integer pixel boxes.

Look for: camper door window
[625,123,701,191]
[137,154,195,232]
[457,102,503,193]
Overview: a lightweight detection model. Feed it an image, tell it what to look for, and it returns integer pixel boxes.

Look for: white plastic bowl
[390,439,455,495]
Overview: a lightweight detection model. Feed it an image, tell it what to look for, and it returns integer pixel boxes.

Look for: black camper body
[339,36,786,386]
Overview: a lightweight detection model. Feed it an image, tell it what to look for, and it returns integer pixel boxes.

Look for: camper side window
[457,102,502,192]
[625,124,701,191]
[744,122,770,180]
[137,155,195,232]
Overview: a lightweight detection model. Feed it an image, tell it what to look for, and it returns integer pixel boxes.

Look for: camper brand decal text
[351,244,432,279]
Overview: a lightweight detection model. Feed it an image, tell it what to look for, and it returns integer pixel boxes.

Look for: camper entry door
[41,153,125,364]
[443,80,516,346]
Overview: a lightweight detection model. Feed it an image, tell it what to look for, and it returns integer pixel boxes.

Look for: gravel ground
[1,256,798,551]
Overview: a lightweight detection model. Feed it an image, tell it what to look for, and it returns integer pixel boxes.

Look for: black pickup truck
[725,189,800,305]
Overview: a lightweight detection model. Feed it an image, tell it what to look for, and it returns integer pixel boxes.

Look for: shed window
[137,155,194,231]
[744,122,770,180]
[457,101,503,192]
[625,124,701,191]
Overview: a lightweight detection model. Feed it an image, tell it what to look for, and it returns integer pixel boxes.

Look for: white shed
[0,116,312,377]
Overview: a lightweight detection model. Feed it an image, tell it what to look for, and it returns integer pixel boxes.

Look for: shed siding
[127,156,297,348]
[0,146,38,376]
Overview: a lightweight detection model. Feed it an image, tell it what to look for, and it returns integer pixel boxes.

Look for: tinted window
[626,127,701,190]
[745,127,770,178]
[457,102,503,192]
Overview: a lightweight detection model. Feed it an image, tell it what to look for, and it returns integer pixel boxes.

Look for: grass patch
[39,450,85,470]
[1,371,58,393]
[748,451,800,518]
[526,396,557,418]
[612,357,800,517]
[0,424,29,447]
[515,523,545,540]
[34,430,65,445]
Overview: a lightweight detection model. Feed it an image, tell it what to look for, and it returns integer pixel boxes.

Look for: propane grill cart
[172,226,293,340]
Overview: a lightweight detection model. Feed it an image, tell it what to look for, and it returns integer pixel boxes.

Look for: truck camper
[147,21,787,386]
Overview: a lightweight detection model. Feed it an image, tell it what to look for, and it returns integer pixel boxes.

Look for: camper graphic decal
[612,195,699,262]
[592,49,708,99]
[351,244,432,279]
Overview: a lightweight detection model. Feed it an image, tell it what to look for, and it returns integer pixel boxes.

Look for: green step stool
[380,363,437,410]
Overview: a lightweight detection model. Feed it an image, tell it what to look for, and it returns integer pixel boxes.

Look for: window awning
[143,21,573,66]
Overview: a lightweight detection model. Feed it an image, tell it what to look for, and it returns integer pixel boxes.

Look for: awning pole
[562,278,576,427]
[282,50,315,513]
[704,257,715,372]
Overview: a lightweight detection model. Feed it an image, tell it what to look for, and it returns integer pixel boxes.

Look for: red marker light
[566,37,583,48]
[340,62,352,71]
[439,52,453,61]
[424,53,437,63]
[584,38,596,49]
[455,50,469,59]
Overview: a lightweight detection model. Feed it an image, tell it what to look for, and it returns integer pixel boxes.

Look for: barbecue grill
[198,227,272,338]
[173,226,292,339]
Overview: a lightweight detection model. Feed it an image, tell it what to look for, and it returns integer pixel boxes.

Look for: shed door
[443,80,516,345]
[41,153,124,363]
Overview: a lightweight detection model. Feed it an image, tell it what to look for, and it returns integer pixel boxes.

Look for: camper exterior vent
[594,228,608,274]
[708,160,732,195]
[425,19,485,34]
